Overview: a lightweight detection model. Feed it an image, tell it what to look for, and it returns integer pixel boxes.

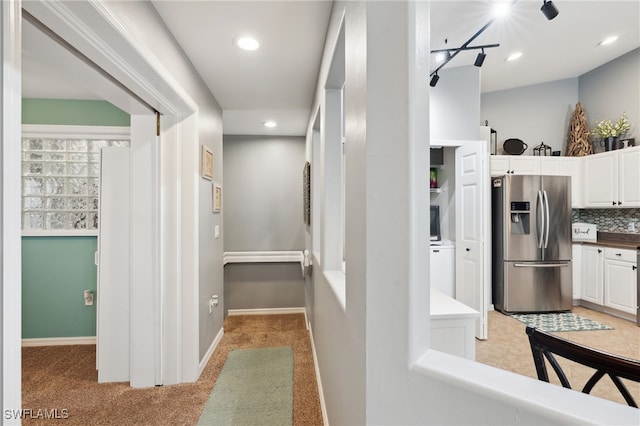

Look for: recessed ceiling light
[234,36,260,51]
[506,52,522,62]
[598,35,618,46]
[263,121,277,128]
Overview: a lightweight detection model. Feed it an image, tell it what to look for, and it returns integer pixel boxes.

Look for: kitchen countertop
[577,231,640,250]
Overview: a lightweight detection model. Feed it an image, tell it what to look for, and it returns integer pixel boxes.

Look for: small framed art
[201,145,214,180]
[213,183,222,213]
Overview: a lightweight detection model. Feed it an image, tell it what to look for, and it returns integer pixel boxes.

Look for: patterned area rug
[512,312,613,332]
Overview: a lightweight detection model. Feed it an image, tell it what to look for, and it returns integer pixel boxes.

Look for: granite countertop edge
[576,231,640,250]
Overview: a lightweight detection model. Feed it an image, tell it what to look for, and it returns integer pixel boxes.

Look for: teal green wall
[22,98,129,339]
[22,98,130,126]
[22,237,98,338]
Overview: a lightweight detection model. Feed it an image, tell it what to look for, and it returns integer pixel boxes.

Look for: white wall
[308,2,639,425]
[481,78,579,155]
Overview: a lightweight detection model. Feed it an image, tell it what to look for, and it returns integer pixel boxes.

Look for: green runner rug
[512,312,613,332]
[198,346,293,426]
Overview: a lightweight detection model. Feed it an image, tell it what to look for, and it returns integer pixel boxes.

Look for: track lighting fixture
[541,0,559,20]
[429,1,558,86]
[474,49,486,67]
[430,73,440,87]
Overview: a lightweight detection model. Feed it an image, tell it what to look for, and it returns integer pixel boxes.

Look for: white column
[129,114,161,388]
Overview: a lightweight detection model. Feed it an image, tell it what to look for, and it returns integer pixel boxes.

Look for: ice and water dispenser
[510,201,530,235]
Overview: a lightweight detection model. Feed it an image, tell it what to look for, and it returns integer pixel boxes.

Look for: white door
[97,147,130,382]
[455,141,489,339]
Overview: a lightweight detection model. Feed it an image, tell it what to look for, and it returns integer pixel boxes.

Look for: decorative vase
[600,136,619,151]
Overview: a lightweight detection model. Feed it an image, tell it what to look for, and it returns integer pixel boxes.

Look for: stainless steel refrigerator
[492,175,572,313]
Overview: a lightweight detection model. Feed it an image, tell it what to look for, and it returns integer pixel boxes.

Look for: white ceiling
[430,1,640,93]
[22,1,640,136]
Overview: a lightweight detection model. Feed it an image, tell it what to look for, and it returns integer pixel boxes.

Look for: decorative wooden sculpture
[566,102,593,156]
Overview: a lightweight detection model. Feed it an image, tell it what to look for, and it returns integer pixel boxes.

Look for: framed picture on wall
[201,145,214,180]
[213,183,222,213]
[303,161,311,225]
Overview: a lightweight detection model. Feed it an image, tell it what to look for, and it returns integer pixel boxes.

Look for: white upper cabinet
[490,155,539,175]
[583,146,640,208]
[618,146,640,207]
[539,157,582,208]
[490,156,582,207]
[583,151,618,207]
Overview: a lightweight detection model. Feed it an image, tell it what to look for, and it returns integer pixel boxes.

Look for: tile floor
[476,306,640,407]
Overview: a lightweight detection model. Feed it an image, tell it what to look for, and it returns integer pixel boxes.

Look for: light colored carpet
[511,312,613,332]
[198,347,293,426]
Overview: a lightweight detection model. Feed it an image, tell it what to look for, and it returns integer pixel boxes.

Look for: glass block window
[21,136,130,231]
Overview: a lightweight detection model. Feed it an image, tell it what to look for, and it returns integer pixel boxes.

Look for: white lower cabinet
[572,244,581,300]
[581,245,604,305]
[430,245,455,298]
[580,245,637,317]
[603,248,638,315]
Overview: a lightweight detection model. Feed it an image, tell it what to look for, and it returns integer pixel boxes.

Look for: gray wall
[430,65,481,140]
[481,78,579,155]
[480,48,640,156]
[223,135,305,312]
[579,47,639,153]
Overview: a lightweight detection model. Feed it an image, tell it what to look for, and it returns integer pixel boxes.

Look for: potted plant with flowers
[593,112,631,151]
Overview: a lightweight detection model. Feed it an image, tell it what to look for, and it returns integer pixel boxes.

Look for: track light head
[541,0,559,20]
[430,73,440,87]
[474,50,486,67]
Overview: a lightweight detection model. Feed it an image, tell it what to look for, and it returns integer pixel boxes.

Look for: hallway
[22,314,322,425]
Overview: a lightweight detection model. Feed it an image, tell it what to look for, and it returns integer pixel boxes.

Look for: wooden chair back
[525,325,640,407]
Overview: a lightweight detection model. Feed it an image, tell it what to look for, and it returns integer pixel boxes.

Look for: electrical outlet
[83,290,94,306]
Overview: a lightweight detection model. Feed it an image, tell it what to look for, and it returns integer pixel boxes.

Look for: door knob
[466,248,470,252]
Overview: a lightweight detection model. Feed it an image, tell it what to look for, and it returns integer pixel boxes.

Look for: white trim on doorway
[2,0,24,418]
[17,0,201,396]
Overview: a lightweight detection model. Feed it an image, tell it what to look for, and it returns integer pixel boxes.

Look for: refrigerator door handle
[536,190,544,248]
[514,262,570,268]
[543,190,550,248]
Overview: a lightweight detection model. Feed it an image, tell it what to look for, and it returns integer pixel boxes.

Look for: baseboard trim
[577,300,636,323]
[227,307,306,316]
[199,327,224,377]
[22,336,96,347]
[309,327,329,426]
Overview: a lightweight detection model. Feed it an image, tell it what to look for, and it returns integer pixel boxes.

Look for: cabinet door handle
[466,248,470,252]
[597,249,602,253]
[433,250,440,253]
[618,201,622,206]
[633,265,637,270]
[615,253,622,256]
[612,201,616,206]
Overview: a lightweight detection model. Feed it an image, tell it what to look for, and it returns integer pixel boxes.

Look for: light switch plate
[214,225,220,238]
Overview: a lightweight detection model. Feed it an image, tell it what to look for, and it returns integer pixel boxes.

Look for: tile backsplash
[572,208,640,234]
